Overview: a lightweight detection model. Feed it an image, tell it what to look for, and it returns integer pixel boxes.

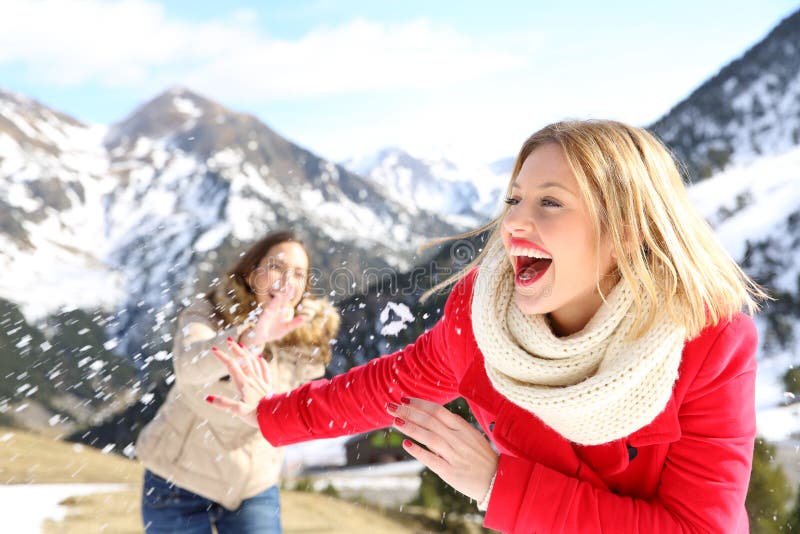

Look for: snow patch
[379,302,414,336]
[172,96,203,118]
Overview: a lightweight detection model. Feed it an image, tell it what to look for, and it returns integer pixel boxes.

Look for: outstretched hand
[387,397,498,503]
[205,338,273,428]
[244,287,307,346]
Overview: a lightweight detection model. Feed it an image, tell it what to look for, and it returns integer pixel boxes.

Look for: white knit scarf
[472,239,686,445]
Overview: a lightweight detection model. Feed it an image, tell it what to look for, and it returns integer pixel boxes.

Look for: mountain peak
[0,86,85,132]
[105,86,221,145]
[650,7,800,180]
[161,86,218,113]
[139,85,217,113]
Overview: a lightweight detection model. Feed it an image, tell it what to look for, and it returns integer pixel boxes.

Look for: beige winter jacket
[135,296,336,510]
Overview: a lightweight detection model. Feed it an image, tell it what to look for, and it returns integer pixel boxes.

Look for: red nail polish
[400,396,411,405]
[211,346,218,352]
[227,337,233,342]
[205,395,215,403]
[238,342,244,348]
[394,417,405,427]
[403,439,413,448]
[386,402,399,412]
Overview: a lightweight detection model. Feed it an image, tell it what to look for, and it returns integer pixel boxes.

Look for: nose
[502,203,536,235]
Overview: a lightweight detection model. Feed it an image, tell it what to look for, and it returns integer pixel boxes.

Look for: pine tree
[786,486,800,532]
[746,437,793,533]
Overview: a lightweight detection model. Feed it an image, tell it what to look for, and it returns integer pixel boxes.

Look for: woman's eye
[503,197,520,206]
[541,197,562,208]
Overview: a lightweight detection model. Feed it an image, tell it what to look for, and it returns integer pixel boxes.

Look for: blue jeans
[141,469,282,533]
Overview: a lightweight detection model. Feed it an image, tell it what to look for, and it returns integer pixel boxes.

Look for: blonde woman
[136,230,340,534]
[208,121,764,533]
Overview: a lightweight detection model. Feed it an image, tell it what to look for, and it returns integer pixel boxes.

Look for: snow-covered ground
[284,435,350,473]
[302,460,424,508]
[0,483,130,533]
[284,437,423,507]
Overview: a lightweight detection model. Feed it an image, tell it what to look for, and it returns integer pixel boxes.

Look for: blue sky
[1,0,797,162]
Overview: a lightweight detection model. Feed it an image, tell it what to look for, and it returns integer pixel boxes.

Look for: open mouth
[509,242,552,287]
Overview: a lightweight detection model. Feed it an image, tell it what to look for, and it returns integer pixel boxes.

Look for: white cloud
[0,0,526,99]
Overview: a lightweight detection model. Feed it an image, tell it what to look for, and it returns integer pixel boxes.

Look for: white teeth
[510,245,552,260]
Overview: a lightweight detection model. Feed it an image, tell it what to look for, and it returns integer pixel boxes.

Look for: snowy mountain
[685,147,800,440]
[0,89,122,320]
[343,147,507,225]
[100,88,470,359]
[645,8,800,441]
[0,91,138,432]
[0,87,467,428]
[650,8,800,180]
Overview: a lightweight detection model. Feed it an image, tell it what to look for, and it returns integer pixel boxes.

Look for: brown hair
[206,230,340,363]
[205,229,309,328]
[226,230,310,297]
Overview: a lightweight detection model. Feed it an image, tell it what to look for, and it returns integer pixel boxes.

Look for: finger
[240,341,267,372]
[205,394,246,415]
[213,346,249,393]
[226,338,259,375]
[229,339,273,393]
[266,289,290,311]
[393,416,455,460]
[227,341,274,398]
[226,337,255,359]
[256,356,274,395]
[255,356,272,387]
[402,439,450,475]
[210,345,238,375]
[280,315,307,334]
[388,402,463,449]
[403,397,465,431]
[251,352,267,383]
[401,399,491,451]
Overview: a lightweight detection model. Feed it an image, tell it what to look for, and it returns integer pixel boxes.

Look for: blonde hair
[421,120,767,339]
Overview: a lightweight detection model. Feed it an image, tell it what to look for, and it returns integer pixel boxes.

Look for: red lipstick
[508,237,552,287]
[509,237,551,256]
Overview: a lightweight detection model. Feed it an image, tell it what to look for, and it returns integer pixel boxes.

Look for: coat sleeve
[171,301,257,387]
[256,279,471,446]
[483,314,758,534]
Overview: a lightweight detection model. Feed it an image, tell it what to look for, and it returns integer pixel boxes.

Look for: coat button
[489,421,495,432]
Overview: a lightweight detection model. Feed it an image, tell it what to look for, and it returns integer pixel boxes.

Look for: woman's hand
[242,287,307,346]
[387,397,498,503]
[205,338,273,428]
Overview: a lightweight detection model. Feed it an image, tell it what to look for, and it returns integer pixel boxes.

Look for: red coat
[258,270,758,533]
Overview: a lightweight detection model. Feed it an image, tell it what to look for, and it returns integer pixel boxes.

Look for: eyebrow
[511,181,576,195]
